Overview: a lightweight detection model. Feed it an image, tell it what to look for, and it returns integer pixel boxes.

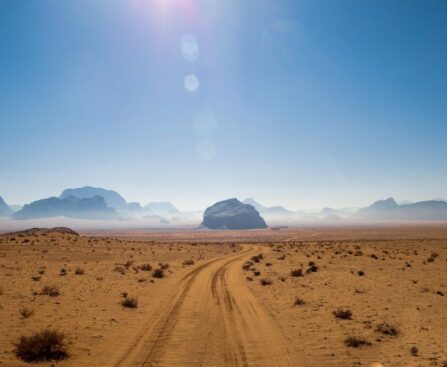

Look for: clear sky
[1,0,446,210]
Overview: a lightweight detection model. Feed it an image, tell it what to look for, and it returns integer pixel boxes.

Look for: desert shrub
[290,269,303,277]
[251,255,261,263]
[242,261,253,270]
[306,262,318,273]
[20,307,34,319]
[265,262,272,267]
[333,308,352,320]
[254,271,261,276]
[124,260,134,268]
[182,260,194,266]
[31,276,41,281]
[410,346,419,356]
[41,285,60,297]
[294,297,305,306]
[344,336,371,348]
[14,329,68,362]
[121,296,138,309]
[357,270,365,276]
[376,322,399,337]
[114,266,126,275]
[139,263,152,271]
[153,268,164,278]
[74,267,85,275]
[159,263,169,270]
[260,278,272,286]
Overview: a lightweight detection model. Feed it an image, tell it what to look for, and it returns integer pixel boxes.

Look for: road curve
[114,246,294,367]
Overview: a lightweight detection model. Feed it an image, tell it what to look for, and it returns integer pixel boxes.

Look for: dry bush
[14,329,68,362]
[376,322,399,337]
[344,336,371,348]
[242,261,253,270]
[182,259,195,266]
[121,296,138,309]
[159,263,170,270]
[31,276,41,281]
[251,255,261,263]
[20,307,34,319]
[74,267,85,275]
[290,269,303,277]
[410,346,419,356]
[139,263,152,271]
[41,285,60,297]
[152,268,164,278]
[260,278,272,286]
[59,268,68,276]
[294,297,305,306]
[333,308,352,320]
[114,266,126,275]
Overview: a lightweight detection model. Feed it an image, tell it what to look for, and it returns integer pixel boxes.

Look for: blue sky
[1,0,446,210]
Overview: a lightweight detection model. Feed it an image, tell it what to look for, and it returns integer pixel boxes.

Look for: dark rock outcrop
[202,198,267,230]
[0,196,12,217]
[14,195,119,220]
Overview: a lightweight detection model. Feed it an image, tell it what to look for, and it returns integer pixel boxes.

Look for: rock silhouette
[202,198,267,230]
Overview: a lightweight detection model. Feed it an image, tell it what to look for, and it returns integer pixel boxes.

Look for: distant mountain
[354,198,447,221]
[9,205,22,212]
[321,207,345,216]
[242,198,267,212]
[202,198,267,230]
[0,196,12,217]
[60,186,128,210]
[243,198,294,217]
[144,202,179,216]
[14,195,119,220]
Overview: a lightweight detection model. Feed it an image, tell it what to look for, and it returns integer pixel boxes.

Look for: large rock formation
[0,196,12,217]
[14,195,119,220]
[201,198,267,230]
[60,186,128,210]
[354,198,447,221]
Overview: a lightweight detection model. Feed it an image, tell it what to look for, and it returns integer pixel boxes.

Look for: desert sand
[0,226,446,366]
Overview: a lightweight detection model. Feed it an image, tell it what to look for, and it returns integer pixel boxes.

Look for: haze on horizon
[1,0,446,211]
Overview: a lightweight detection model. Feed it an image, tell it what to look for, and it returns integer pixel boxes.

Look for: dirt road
[114,246,294,367]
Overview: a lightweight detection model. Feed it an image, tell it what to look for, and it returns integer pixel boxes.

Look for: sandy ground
[0,226,446,366]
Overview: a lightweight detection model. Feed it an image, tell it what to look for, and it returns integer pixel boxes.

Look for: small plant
[74,267,85,275]
[410,346,419,356]
[357,270,365,276]
[260,278,272,286]
[159,263,169,270]
[41,285,60,297]
[333,308,352,320]
[114,266,126,275]
[31,275,41,281]
[121,296,138,309]
[182,260,194,266]
[242,261,253,270]
[376,322,399,337]
[290,269,303,277]
[20,307,34,319]
[251,255,261,263]
[152,268,164,278]
[59,268,67,276]
[139,263,152,271]
[294,297,305,306]
[14,328,68,362]
[344,336,371,348]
